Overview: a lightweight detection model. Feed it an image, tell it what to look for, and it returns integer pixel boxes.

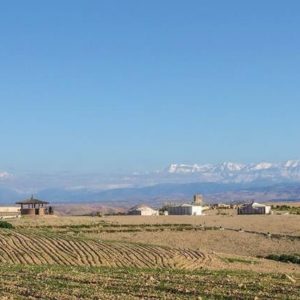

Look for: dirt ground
[4,211,300,294]
[11,210,300,235]
[90,230,299,257]
[9,215,102,227]
[104,213,300,235]
[96,213,300,257]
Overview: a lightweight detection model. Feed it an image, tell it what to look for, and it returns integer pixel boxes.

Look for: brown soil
[103,214,300,235]
[92,230,300,257]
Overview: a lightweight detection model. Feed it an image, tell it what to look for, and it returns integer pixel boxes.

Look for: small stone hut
[16,196,53,216]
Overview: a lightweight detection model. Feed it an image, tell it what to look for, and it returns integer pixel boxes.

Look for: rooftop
[241,202,269,208]
[129,204,156,211]
[16,195,49,205]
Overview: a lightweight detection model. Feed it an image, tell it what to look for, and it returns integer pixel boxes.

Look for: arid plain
[0,206,297,299]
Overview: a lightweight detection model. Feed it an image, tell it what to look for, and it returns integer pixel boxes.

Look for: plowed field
[0,230,209,270]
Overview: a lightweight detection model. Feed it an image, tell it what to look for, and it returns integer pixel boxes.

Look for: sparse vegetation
[0,220,13,229]
[266,254,300,264]
[0,264,298,299]
[271,205,300,215]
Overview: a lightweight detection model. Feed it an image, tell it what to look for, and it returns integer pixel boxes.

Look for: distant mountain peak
[283,160,300,168]
[167,163,212,174]
[216,162,245,171]
[251,162,273,170]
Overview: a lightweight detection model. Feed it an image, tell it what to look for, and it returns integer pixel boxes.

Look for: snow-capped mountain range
[165,160,300,183]
[1,161,300,203]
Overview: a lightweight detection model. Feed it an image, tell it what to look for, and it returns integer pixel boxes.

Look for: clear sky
[0,1,300,173]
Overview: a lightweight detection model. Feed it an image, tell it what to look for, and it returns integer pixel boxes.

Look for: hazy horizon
[2,159,300,195]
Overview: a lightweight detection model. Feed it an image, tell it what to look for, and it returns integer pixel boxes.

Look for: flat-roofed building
[167,204,203,216]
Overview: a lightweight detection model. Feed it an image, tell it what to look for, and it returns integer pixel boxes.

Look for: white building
[167,204,203,216]
[238,202,271,215]
[0,206,20,219]
[128,204,159,216]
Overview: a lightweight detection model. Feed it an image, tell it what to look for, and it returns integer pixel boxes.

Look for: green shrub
[271,205,300,214]
[266,254,300,264]
[0,220,14,229]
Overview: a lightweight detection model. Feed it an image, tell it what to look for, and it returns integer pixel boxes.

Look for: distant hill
[2,159,300,206]
[0,188,23,204]
[1,181,299,206]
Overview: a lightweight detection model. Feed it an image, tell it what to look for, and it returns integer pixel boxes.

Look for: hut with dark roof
[16,195,53,216]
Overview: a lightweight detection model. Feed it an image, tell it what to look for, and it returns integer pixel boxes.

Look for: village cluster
[127,194,272,216]
[0,194,272,219]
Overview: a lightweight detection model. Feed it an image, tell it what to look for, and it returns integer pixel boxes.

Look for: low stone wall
[21,208,37,215]
[21,208,47,216]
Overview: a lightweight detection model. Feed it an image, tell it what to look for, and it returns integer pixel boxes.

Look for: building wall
[0,207,20,213]
[21,208,37,215]
[128,210,141,215]
[191,206,203,216]
[264,206,271,214]
[167,205,203,216]
[0,207,20,218]
[193,194,203,205]
[128,209,158,216]
[167,206,192,215]
[141,209,158,216]
[38,208,46,215]
[238,206,268,215]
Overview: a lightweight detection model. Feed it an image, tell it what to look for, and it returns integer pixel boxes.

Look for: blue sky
[0,1,300,173]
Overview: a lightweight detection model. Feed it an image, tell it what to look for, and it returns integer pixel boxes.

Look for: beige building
[0,207,20,219]
[128,204,159,216]
[193,194,203,205]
